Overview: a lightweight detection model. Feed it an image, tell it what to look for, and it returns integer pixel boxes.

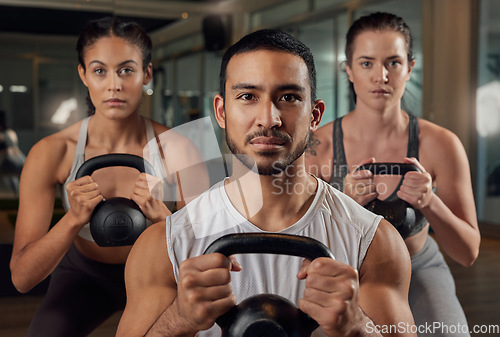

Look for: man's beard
[225,127,309,176]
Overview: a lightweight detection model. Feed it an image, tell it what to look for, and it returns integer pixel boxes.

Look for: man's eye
[239,93,254,100]
[361,61,371,67]
[281,94,298,102]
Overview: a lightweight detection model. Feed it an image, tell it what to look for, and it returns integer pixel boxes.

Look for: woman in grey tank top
[306,12,479,337]
[10,17,209,337]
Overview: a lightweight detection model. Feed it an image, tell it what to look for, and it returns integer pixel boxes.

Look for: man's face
[214,49,322,175]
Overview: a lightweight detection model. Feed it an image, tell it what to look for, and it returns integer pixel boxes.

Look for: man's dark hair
[219,29,317,103]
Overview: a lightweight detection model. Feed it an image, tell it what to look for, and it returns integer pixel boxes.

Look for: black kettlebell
[75,154,155,247]
[355,163,426,239]
[203,232,335,337]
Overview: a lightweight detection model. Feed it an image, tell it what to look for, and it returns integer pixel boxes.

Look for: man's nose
[256,99,282,129]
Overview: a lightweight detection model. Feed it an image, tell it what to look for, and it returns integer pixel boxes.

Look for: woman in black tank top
[306,12,479,337]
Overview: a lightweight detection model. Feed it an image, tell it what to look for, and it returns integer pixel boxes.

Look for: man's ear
[310,99,325,132]
[214,94,226,129]
[78,64,88,87]
[143,63,153,85]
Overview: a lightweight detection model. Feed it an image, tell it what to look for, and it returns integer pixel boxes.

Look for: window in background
[157,54,202,128]
[153,50,226,185]
[476,0,500,225]
[202,51,220,117]
[157,60,175,128]
[38,61,86,134]
[0,58,33,132]
[294,20,335,125]
[250,0,309,30]
[202,51,224,145]
[0,38,77,156]
[336,14,349,119]
[176,53,202,125]
[292,15,349,126]
[155,50,223,142]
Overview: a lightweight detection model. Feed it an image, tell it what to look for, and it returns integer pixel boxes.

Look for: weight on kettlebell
[75,154,155,247]
[355,163,426,238]
[204,233,335,337]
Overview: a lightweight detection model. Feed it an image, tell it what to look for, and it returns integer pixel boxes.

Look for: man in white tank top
[117,29,416,337]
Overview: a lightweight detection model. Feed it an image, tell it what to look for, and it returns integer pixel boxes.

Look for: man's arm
[358,219,416,337]
[116,222,178,337]
[297,219,415,337]
[117,222,240,337]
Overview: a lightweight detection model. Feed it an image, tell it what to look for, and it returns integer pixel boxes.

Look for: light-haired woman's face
[346,30,414,111]
[78,36,152,119]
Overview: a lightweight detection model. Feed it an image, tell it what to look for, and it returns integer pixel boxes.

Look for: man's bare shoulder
[129,221,168,263]
[358,221,415,335]
[125,221,176,287]
[360,219,410,281]
[119,221,176,337]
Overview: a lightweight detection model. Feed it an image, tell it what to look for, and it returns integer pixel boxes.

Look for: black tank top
[330,114,427,237]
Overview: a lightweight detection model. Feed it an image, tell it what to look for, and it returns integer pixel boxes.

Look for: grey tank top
[330,113,427,236]
[60,117,175,241]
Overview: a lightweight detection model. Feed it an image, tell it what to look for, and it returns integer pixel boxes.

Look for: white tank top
[166,177,381,336]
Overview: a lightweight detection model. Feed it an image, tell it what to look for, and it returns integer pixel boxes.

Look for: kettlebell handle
[205,233,334,337]
[204,233,335,260]
[75,154,155,179]
[355,162,426,239]
[355,163,421,175]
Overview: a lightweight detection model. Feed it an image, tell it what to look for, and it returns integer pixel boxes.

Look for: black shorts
[27,244,126,337]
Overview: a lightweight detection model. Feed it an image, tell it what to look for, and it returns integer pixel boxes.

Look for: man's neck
[225,158,318,232]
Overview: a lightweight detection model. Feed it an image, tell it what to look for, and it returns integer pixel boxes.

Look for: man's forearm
[145,301,198,337]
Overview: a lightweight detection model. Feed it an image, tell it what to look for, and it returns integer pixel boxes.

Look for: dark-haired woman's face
[78,36,152,120]
[346,30,414,111]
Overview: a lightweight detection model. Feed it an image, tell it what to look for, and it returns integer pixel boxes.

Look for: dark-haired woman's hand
[397,157,433,210]
[66,175,104,228]
[131,173,171,223]
[343,157,378,206]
